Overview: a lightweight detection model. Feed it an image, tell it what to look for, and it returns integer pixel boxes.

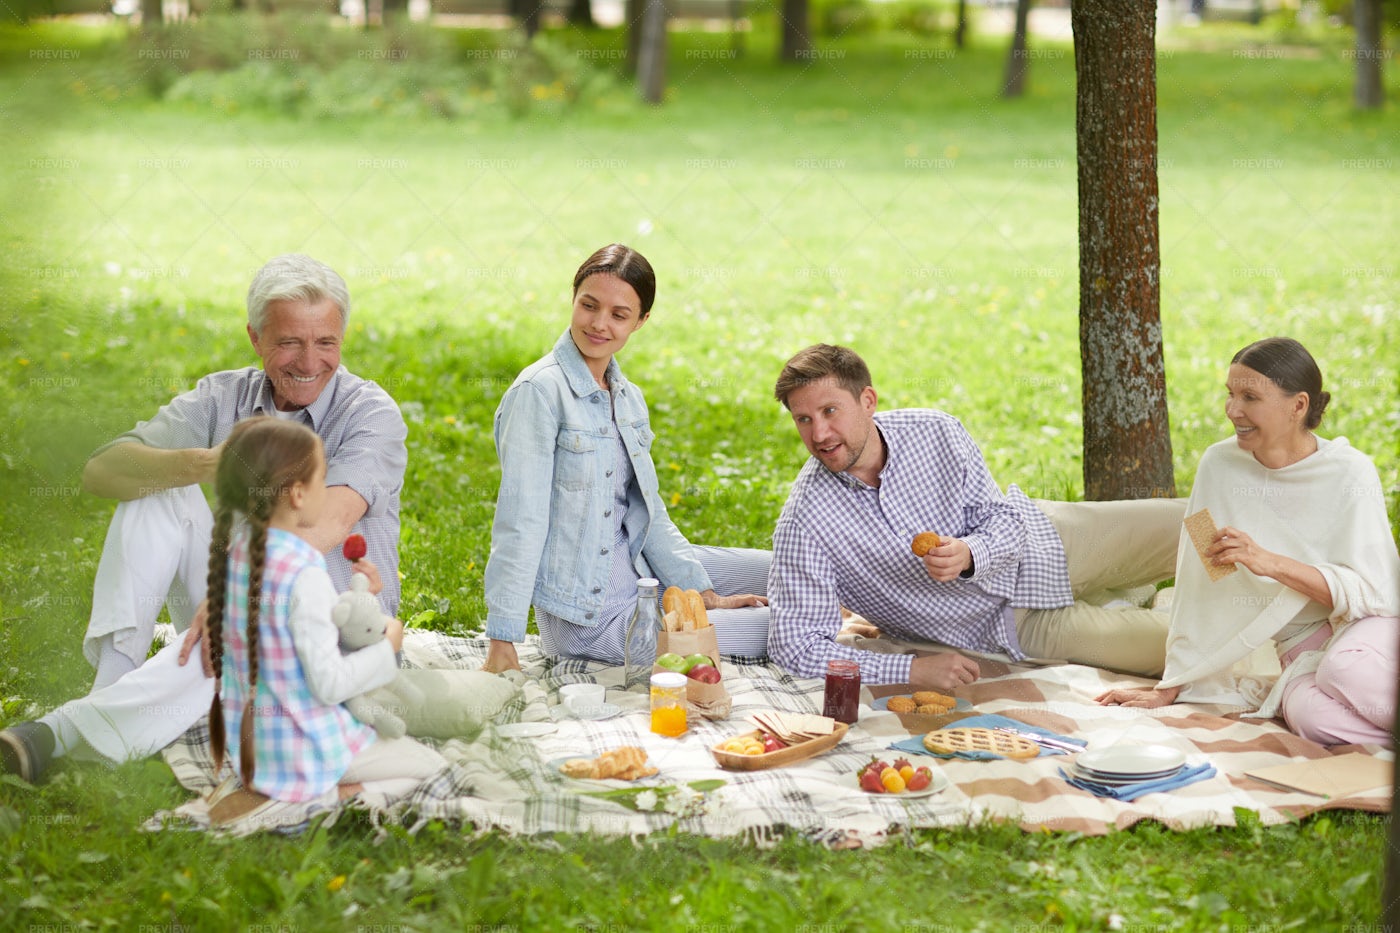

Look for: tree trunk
[1354,0,1384,110]
[1001,0,1031,98]
[1071,0,1175,501]
[383,0,409,20]
[953,0,967,50]
[567,0,594,27]
[141,0,162,29]
[780,0,811,62]
[515,0,543,38]
[636,0,667,104]
[626,0,641,74]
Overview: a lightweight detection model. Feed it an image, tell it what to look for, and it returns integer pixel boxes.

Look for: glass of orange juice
[650,672,688,737]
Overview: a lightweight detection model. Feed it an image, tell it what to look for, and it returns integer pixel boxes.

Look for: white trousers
[43,639,214,763]
[84,485,212,690]
[39,486,216,762]
[341,735,449,798]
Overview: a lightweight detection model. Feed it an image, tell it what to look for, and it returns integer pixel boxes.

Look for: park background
[1,0,1397,929]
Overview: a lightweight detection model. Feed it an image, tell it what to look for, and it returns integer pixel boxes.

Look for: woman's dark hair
[572,244,656,317]
[1232,337,1331,430]
[205,416,322,790]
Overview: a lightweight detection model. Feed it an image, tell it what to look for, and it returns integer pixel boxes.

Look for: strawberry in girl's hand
[342,534,367,561]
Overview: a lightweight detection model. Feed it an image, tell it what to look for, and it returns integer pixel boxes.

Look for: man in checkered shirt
[0,255,407,784]
[768,344,1186,690]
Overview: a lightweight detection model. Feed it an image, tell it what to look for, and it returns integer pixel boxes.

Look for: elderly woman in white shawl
[1097,337,1399,746]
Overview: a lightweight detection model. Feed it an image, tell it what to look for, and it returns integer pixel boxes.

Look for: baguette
[684,589,709,630]
[663,586,686,616]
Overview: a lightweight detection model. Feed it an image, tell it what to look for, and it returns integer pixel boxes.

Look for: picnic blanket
[147,630,1392,843]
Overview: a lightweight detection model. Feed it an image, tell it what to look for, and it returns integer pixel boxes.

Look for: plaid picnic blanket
[148,631,1392,842]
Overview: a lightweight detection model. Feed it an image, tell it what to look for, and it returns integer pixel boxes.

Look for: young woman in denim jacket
[481,245,769,673]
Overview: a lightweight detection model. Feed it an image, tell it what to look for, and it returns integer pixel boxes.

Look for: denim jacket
[483,330,712,642]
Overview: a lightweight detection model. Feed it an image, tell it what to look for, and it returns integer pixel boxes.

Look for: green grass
[0,14,1395,930]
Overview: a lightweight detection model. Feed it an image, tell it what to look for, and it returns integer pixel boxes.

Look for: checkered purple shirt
[221,527,376,802]
[768,409,1073,685]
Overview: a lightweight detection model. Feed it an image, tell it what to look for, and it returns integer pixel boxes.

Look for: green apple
[682,653,712,673]
[655,652,688,673]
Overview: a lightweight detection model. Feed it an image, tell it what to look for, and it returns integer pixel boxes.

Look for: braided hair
[205,416,322,790]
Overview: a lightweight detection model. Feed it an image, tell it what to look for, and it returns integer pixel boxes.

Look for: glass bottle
[623,577,662,689]
[822,659,862,724]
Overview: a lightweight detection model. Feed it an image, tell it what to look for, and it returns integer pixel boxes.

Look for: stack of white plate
[1067,745,1187,786]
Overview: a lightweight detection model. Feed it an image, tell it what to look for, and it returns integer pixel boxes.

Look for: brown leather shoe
[208,788,274,827]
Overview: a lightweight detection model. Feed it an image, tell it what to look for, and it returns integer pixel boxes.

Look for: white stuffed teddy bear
[332,573,526,740]
[331,572,424,739]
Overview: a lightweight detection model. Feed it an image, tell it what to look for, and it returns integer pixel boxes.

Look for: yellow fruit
[881,767,907,793]
[899,765,914,783]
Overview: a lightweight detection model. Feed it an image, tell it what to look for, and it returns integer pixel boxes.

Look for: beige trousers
[1013,498,1187,677]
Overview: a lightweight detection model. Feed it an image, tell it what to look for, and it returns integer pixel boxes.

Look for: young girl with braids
[205,417,444,821]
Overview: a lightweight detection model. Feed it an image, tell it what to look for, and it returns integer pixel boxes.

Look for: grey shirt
[97,365,407,613]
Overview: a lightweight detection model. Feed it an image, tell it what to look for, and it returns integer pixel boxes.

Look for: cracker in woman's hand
[1184,508,1236,581]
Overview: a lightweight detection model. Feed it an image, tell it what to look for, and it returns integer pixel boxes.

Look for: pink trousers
[1281,616,1398,747]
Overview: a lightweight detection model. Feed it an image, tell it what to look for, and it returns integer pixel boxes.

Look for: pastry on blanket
[559,758,598,779]
[923,727,1038,760]
[913,690,956,710]
[886,696,918,714]
[596,746,658,780]
[911,532,943,557]
[559,746,658,781]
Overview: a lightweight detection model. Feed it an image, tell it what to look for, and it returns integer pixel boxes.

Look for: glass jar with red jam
[822,659,861,724]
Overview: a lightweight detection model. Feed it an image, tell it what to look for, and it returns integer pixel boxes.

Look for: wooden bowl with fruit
[710,712,849,771]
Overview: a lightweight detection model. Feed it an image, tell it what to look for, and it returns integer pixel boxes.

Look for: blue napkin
[1059,762,1217,801]
[889,714,1087,761]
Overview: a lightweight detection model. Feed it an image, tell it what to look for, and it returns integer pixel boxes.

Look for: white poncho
[1158,436,1400,715]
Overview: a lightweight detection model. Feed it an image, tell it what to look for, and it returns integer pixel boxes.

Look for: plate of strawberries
[853,754,948,797]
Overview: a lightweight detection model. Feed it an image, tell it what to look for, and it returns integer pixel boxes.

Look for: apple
[655,652,688,673]
[761,732,787,753]
[682,653,712,673]
[686,663,721,684]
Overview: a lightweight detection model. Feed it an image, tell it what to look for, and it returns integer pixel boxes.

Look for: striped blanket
[150,631,1392,842]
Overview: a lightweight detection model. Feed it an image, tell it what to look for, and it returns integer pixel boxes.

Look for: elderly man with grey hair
[0,255,407,783]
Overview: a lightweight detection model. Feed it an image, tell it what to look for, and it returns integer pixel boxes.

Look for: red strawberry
[342,534,367,561]
[859,769,885,794]
[907,767,933,792]
[892,757,912,772]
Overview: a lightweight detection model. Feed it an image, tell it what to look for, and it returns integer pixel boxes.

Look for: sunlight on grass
[0,13,1394,930]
